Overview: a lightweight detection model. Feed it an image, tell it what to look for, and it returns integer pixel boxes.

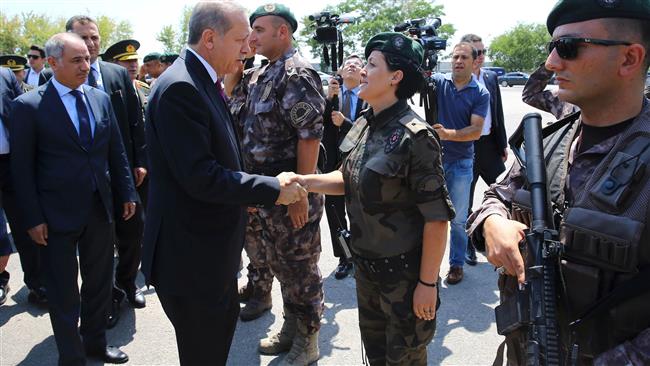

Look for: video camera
[394,18,447,71]
[308,11,356,72]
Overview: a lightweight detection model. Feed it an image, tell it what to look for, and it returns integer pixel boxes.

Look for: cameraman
[323,54,365,279]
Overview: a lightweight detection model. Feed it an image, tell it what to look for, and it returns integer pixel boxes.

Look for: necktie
[70,90,93,150]
[215,79,227,102]
[87,68,98,88]
[341,89,352,120]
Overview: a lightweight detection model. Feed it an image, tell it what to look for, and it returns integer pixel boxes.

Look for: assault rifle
[495,113,564,366]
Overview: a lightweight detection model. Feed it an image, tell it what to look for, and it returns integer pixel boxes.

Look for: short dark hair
[454,42,478,60]
[65,15,97,31]
[383,52,423,100]
[29,45,45,58]
[603,18,650,72]
[460,34,482,43]
[344,54,363,65]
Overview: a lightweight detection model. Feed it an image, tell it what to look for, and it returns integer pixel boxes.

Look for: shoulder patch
[290,102,314,124]
[385,127,405,154]
[135,80,150,89]
[398,113,430,135]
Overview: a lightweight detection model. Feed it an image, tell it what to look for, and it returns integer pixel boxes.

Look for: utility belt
[352,247,421,276]
[248,159,297,177]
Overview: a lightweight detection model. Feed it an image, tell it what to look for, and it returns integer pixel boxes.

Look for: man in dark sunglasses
[467,0,650,364]
[25,45,52,87]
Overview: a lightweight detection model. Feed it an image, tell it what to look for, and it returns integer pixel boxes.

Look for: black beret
[160,53,179,64]
[250,3,298,34]
[547,0,650,34]
[364,32,424,68]
[103,39,140,61]
[0,55,27,71]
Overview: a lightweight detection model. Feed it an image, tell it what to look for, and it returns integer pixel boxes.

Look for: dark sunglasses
[27,54,41,59]
[476,49,487,56]
[547,37,631,60]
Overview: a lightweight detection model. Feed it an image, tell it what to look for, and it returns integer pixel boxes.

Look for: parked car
[483,66,506,76]
[498,72,530,87]
[318,71,334,94]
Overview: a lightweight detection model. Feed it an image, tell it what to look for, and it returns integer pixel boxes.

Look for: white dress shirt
[25,68,41,87]
[474,69,493,136]
[52,77,96,137]
[187,48,218,84]
[88,59,105,91]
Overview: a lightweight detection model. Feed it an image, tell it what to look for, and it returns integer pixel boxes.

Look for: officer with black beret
[468,0,650,364]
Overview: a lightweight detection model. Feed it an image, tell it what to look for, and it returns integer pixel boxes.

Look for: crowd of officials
[1,0,650,365]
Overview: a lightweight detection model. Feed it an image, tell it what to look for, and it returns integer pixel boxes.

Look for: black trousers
[324,194,347,259]
[0,156,43,290]
[113,183,145,290]
[469,135,506,212]
[42,194,114,366]
[158,280,240,366]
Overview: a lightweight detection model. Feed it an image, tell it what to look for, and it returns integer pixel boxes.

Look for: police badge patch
[392,36,405,50]
[290,102,314,124]
[385,128,404,153]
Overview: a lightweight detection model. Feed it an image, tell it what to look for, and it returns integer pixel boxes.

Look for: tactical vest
[507,100,650,364]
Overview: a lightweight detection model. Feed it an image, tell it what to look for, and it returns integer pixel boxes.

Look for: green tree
[96,15,134,51]
[489,23,550,72]
[155,5,192,54]
[298,0,455,71]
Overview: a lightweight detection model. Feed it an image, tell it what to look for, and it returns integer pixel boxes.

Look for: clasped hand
[275,172,308,206]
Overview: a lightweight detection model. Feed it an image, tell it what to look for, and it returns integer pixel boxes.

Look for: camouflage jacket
[522,62,578,120]
[340,100,454,259]
[228,48,324,173]
[133,79,150,124]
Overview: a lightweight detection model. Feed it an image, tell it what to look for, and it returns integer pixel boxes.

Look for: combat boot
[279,323,319,366]
[259,307,297,354]
[240,289,272,321]
[238,282,253,303]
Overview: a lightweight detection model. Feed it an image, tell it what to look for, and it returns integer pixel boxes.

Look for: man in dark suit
[460,34,508,266]
[66,15,148,315]
[142,2,306,365]
[25,45,53,87]
[322,54,365,279]
[9,32,137,365]
[0,67,22,305]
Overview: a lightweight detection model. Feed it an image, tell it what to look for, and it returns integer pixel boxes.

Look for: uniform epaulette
[135,80,150,90]
[285,53,314,73]
[398,112,430,135]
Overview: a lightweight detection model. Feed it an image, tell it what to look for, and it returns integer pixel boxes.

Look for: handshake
[275,172,308,205]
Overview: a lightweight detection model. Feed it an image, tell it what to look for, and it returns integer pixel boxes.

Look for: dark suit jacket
[24,67,53,86]
[0,68,22,125]
[98,61,146,169]
[322,93,365,172]
[482,69,507,153]
[142,49,280,298]
[8,82,137,233]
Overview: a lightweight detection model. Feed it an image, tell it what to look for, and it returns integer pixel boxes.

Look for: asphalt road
[0,85,557,366]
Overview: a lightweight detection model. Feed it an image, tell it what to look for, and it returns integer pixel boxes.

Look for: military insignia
[264,3,276,12]
[261,82,273,101]
[126,44,136,53]
[290,102,313,124]
[7,59,16,67]
[384,128,404,153]
[596,0,620,8]
[392,36,405,50]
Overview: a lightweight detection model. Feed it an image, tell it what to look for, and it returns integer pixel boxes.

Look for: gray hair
[187,1,245,45]
[45,33,84,61]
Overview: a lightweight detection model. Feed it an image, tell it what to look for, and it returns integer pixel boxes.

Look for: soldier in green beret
[0,55,32,92]
[467,0,650,364]
[297,32,454,365]
[159,52,179,74]
[143,52,163,82]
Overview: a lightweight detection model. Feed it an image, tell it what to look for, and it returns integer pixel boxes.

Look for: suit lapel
[98,61,112,93]
[43,83,83,148]
[84,86,106,141]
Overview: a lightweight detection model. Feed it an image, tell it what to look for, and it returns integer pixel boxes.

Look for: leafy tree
[489,23,550,72]
[155,5,192,54]
[96,15,134,49]
[298,0,455,71]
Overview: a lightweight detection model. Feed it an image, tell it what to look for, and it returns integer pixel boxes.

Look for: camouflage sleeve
[594,327,650,366]
[408,130,455,221]
[644,85,650,99]
[465,159,527,251]
[228,69,254,126]
[280,69,325,140]
[522,63,570,120]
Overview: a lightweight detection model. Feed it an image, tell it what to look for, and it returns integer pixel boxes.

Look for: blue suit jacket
[8,81,137,232]
[142,49,280,298]
[0,68,22,126]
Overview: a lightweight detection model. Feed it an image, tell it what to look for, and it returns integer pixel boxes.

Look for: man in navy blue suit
[9,32,137,365]
[142,2,307,365]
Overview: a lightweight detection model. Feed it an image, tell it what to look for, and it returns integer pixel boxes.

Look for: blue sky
[1,0,558,60]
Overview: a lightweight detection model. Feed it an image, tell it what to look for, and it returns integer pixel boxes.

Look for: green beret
[364,32,424,68]
[0,55,27,71]
[143,52,161,63]
[547,0,650,34]
[160,53,179,64]
[250,3,298,33]
[103,39,140,61]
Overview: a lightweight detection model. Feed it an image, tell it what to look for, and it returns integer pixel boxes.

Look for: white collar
[51,77,85,98]
[187,47,218,84]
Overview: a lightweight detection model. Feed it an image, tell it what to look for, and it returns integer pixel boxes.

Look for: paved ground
[0,86,557,365]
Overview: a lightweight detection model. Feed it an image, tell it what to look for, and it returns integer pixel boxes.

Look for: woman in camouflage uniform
[300,32,454,365]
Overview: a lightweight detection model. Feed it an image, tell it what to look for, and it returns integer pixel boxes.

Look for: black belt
[352,247,421,275]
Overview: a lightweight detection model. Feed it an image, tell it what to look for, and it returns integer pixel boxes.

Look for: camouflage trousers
[244,192,325,333]
[354,253,437,366]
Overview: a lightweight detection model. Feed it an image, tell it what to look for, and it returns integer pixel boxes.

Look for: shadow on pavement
[16,335,58,366]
